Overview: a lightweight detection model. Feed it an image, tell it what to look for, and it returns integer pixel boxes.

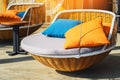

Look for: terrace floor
[0,34,120,80]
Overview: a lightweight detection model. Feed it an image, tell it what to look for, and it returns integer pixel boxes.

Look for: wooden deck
[0,33,120,80]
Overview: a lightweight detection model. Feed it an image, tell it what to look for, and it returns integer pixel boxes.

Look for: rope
[45,0,64,16]
[78,0,84,55]
[26,6,33,36]
[101,0,111,51]
[25,0,36,36]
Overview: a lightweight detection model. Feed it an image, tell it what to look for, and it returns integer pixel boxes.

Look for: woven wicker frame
[31,51,110,72]
[29,9,116,72]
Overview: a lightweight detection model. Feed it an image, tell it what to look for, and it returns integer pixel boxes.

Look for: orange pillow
[64,18,110,49]
[102,22,111,36]
[0,10,21,22]
[5,10,20,15]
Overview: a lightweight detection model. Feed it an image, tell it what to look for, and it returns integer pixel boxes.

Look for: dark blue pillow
[42,19,82,38]
[16,11,25,18]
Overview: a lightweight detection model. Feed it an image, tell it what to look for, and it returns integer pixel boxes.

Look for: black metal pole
[7,26,19,56]
[13,26,19,53]
[6,25,27,56]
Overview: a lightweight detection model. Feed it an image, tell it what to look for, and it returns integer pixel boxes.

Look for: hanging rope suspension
[44,0,64,17]
[78,0,84,55]
[26,7,33,36]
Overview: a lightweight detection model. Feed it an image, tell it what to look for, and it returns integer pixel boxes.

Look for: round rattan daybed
[21,9,117,72]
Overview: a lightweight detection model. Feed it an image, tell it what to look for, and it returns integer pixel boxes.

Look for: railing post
[116,0,120,32]
[2,0,8,12]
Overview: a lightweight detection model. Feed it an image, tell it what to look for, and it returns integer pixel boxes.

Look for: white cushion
[21,33,102,57]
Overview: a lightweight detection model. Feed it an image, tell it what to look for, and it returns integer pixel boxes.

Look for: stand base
[6,51,27,56]
[117,29,120,33]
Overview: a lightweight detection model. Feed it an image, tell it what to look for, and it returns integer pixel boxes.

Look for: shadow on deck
[57,53,120,79]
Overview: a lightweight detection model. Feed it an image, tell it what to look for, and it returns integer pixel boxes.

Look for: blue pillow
[42,19,82,38]
[16,11,25,18]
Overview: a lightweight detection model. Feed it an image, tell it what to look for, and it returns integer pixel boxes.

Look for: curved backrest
[51,9,117,50]
[7,3,40,11]
[8,0,35,5]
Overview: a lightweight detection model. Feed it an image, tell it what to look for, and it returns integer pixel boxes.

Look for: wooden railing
[0,0,115,23]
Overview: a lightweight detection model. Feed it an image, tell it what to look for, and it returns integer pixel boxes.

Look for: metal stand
[6,25,27,56]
